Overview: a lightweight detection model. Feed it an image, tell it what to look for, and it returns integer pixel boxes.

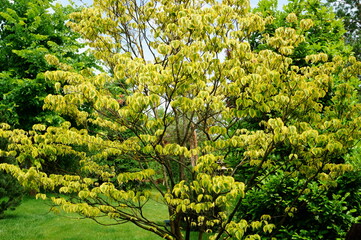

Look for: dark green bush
[0,170,24,218]
[0,137,24,218]
[235,170,361,239]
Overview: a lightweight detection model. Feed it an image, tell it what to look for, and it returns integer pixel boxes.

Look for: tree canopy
[326,0,361,60]
[0,0,361,239]
[253,0,353,64]
[0,0,96,129]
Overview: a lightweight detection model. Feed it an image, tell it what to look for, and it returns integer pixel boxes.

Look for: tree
[228,1,361,238]
[326,0,361,60]
[0,0,96,129]
[0,0,96,217]
[1,0,361,239]
[251,0,353,64]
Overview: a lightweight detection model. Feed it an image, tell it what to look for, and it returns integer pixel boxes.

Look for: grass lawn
[0,196,169,240]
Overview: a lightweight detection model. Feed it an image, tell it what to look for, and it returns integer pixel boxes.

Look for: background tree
[251,0,353,65]
[326,0,361,60]
[0,0,361,240]
[0,0,96,217]
[0,0,96,129]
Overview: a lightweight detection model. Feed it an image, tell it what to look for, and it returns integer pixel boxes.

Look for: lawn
[0,196,169,240]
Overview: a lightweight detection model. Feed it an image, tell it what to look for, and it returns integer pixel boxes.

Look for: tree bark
[169,208,183,240]
[346,223,361,240]
[189,125,198,167]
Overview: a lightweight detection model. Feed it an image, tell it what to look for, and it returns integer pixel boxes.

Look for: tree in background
[0,0,96,129]
[326,0,361,60]
[0,0,361,239]
[0,0,96,217]
[251,0,353,65]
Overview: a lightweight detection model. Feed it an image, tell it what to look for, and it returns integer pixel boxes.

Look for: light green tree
[1,0,361,239]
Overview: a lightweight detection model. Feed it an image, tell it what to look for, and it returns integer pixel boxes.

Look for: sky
[57,0,290,9]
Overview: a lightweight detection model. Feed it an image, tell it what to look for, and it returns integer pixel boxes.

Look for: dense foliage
[327,0,361,60]
[0,138,24,218]
[231,0,361,238]
[0,0,361,239]
[252,0,353,63]
[0,0,96,216]
[0,0,96,129]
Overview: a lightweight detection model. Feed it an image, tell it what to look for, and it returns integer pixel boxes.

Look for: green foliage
[0,0,361,240]
[327,0,361,60]
[0,171,23,218]
[236,170,361,239]
[0,137,24,218]
[252,0,353,66]
[0,0,96,129]
[228,1,361,238]
[0,0,97,216]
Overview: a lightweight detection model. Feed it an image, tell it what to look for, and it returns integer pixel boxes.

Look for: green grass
[0,196,169,240]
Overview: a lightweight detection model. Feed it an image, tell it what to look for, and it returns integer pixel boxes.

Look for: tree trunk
[184,217,191,240]
[169,208,183,240]
[198,230,204,240]
[189,126,198,167]
[346,223,361,240]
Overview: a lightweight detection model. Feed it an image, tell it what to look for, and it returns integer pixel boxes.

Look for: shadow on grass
[0,213,19,219]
